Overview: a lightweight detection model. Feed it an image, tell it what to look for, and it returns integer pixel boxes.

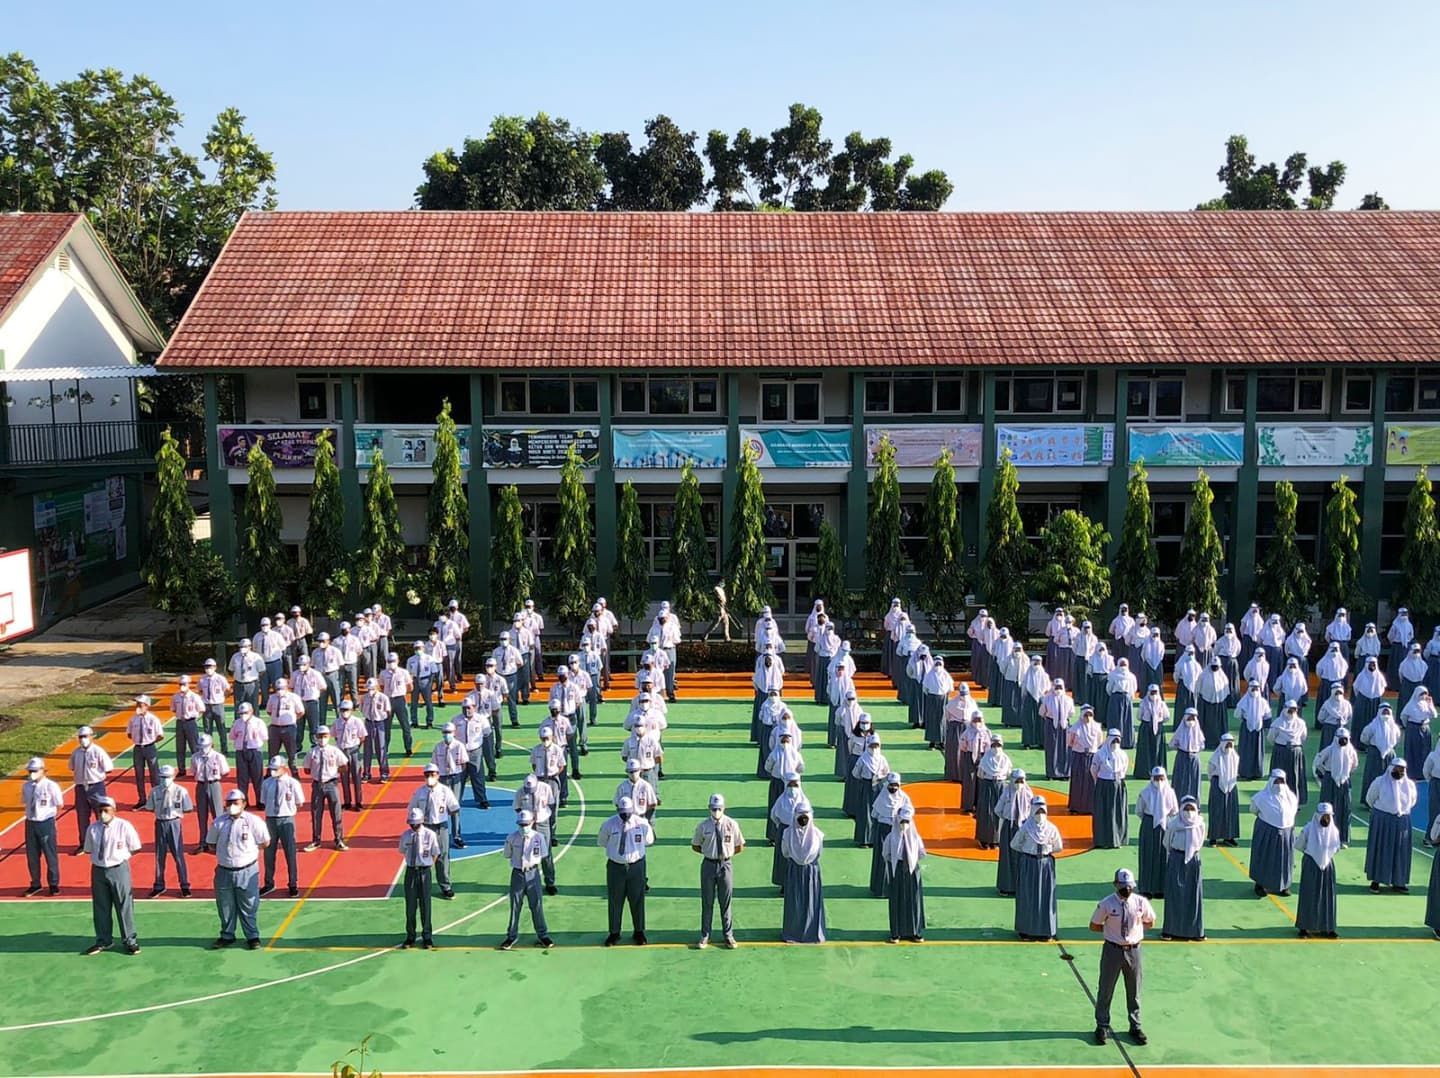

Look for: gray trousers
[175,719,200,771]
[196,780,223,840]
[663,647,677,696]
[700,857,734,939]
[424,823,452,891]
[263,817,297,889]
[507,866,548,941]
[91,862,137,947]
[606,858,646,935]
[539,820,556,887]
[215,862,260,942]
[404,864,433,943]
[234,681,260,722]
[26,818,59,888]
[153,817,189,888]
[203,703,227,741]
[310,780,343,844]
[1095,941,1143,1029]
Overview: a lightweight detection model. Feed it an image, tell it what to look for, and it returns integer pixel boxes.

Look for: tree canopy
[1196,134,1384,212]
[669,462,718,623]
[1255,480,1314,625]
[864,434,904,615]
[1034,510,1112,620]
[980,449,1031,632]
[1113,460,1161,618]
[1318,475,1365,615]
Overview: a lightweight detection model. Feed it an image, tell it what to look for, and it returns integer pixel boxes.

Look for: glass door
[761,500,833,631]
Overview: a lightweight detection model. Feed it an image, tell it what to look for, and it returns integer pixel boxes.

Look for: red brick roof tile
[0,213,81,321]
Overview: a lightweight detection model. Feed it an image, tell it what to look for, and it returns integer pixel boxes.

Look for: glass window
[693,378,719,413]
[793,382,821,422]
[650,378,690,414]
[864,374,965,414]
[897,501,926,570]
[499,380,528,414]
[994,378,1012,413]
[1256,377,1293,413]
[1386,376,1414,413]
[893,377,934,415]
[996,373,1083,415]
[1224,375,1247,413]
[936,377,964,412]
[1297,375,1325,412]
[1013,377,1054,414]
[1126,381,1150,418]
[528,378,570,415]
[619,379,646,413]
[864,379,891,413]
[1152,498,1188,578]
[1056,377,1083,412]
[1256,492,1323,565]
[1381,497,1408,567]
[1343,376,1373,414]
[573,380,599,413]
[1419,374,1440,412]
[759,381,821,422]
[1127,377,1184,419]
[1247,371,1327,414]
[617,376,719,416]
[761,383,788,422]
[1018,500,1079,544]
[298,381,329,420]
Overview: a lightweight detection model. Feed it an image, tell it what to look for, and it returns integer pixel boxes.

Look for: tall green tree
[546,444,595,629]
[1175,469,1225,620]
[302,430,348,617]
[237,437,286,616]
[142,428,199,627]
[416,113,605,210]
[356,448,406,609]
[1256,480,1315,625]
[1034,510,1112,620]
[423,400,469,610]
[1398,466,1440,623]
[1319,474,1365,614]
[980,449,1031,632]
[725,443,775,616]
[611,481,649,625]
[668,462,717,623]
[920,449,968,623]
[490,484,534,623]
[1113,460,1162,617]
[865,434,903,615]
[1195,133,1383,211]
[811,520,850,619]
[596,115,706,210]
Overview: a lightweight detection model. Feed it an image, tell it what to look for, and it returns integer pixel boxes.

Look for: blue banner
[613,428,727,469]
[1128,425,1244,467]
[741,427,851,468]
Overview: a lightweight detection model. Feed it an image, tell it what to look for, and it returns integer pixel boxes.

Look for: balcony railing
[2,419,205,467]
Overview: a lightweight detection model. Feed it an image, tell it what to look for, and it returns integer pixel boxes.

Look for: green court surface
[2,687,1439,1076]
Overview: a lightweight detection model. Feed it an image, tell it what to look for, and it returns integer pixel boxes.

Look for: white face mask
[270,768,281,778]
[426,775,439,787]
[227,804,243,817]
[99,809,114,823]
[710,808,723,818]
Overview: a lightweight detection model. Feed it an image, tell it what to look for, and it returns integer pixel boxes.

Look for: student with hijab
[895,624,919,703]
[1091,730,1130,849]
[780,803,826,943]
[1172,645,1201,718]
[1134,685,1168,779]
[1010,796,1062,941]
[986,628,1012,708]
[1359,703,1401,798]
[1423,738,1440,841]
[1268,702,1310,804]
[1140,628,1166,702]
[1168,708,1205,804]
[1388,608,1416,677]
[830,686,860,752]
[1240,603,1266,651]
[1109,604,1135,659]
[958,713,991,814]
[1000,643,1026,730]
[1193,613,1218,665]
[882,599,904,681]
[1314,727,1359,847]
[921,656,954,750]
[1041,679,1075,780]
[1175,609,1197,653]
[1259,614,1287,680]
[883,805,926,943]
[1425,626,1440,697]
[974,736,1011,848]
[1249,771,1299,897]
[1244,647,1272,701]
[966,608,991,689]
[870,772,913,897]
[1195,657,1230,749]
[752,650,784,744]
[943,684,981,783]
[1284,621,1312,677]
[1088,644,1115,718]
[1356,620,1383,674]
[1316,682,1352,750]
[1273,658,1309,718]
[1316,646,1349,719]
[1136,767,1178,898]
[1236,682,1270,780]
[1425,814,1440,939]
[1325,607,1353,662]
[1066,705,1104,815]
[805,600,826,685]
[907,645,934,730]
[833,704,865,780]
[1161,795,1206,941]
[1402,686,1435,777]
[1296,802,1341,939]
[1353,655,1388,735]
[850,737,891,846]
[1215,623,1243,707]
[1045,607,1069,681]
[1364,757,1418,893]
[995,768,1034,895]
[1206,733,1240,846]
[1126,614,1151,674]
[812,620,839,706]
[1105,659,1138,751]
[769,773,805,886]
[764,727,804,811]
[1020,655,1052,751]
[1073,620,1099,693]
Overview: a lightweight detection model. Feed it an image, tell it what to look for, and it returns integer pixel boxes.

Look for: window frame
[640,497,721,575]
[297,376,344,421]
[1342,373,1374,415]
[862,373,968,416]
[495,376,600,417]
[994,372,1085,416]
[759,379,823,424]
[1223,369,1329,416]
[616,375,721,417]
[1125,375,1186,420]
[1255,491,1324,567]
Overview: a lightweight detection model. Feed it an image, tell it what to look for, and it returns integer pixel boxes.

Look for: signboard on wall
[0,549,36,641]
[1385,424,1440,466]
[482,428,601,468]
[613,428,727,469]
[31,477,127,583]
[355,427,472,469]
[1257,424,1373,467]
[218,426,335,469]
[1128,425,1244,467]
[865,424,983,468]
[996,424,1114,466]
[740,427,851,468]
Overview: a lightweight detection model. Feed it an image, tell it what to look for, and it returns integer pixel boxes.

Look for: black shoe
[480,801,490,809]
[1370,881,1381,893]
[180,887,192,898]
[124,942,141,955]
[23,885,41,897]
[579,748,589,757]
[400,939,415,949]
[1129,1027,1147,1046]
[499,938,515,951]
[1277,889,1291,897]
[287,886,299,898]
[245,938,261,950]
[1094,1027,1108,1046]
[453,837,467,849]
[212,938,234,949]
[441,889,455,900]
[544,884,557,896]
[572,770,583,779]
[488,774,498,782]
[1298,929,1309,938]
[259,883,275,896]
[132,802,146,811]
[48,885,60,896]
[603,933,620,947]
[1255,884,1266,897]
[537,937,554,948]
[83,943,107,956]
[633,931,648,945]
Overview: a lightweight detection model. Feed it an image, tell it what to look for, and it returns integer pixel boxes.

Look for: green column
[595,375,617,595]
[339,374,362,551]
[203,374,235,568]
[1231,370,1260,611]
[846,372,867,590]
[1106,370,1130,563]
[1360,370,1389,607]
[722,373,740,557]
[468,374,490,609]
[975,372,998,563]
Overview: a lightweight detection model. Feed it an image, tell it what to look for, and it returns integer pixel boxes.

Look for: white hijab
[1316,645,1348,683]
[1207,740,1239,792]
[1089,645,1115,677]
[1403,687,1437,725]
[1171,713,1205,752]
[885,813,926,872]
[1299,810,1342,870]
[1174,647,1201,690]
[1105,661,1137,696]
[1140,688,1169,732]
[1236,687,1270,732]
[1251,776,1299,828]
[1141,630,1165,668]
[782,810,824,865]
[1022,659,1052,702]
[1196,660,1229,703]
[995,776,1034,823]
[1353,658,1386,700]
[1137,777,1178,826]
[1400,647,1429,683]
[1167,801,1206,862]
[1215,624,1242,658]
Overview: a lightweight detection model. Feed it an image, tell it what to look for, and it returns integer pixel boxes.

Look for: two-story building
[157,210,1440,631]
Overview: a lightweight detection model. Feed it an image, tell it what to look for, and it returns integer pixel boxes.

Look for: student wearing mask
[1364,758,1418,893]
[1205,733,1240,847]
[126,695,164,809]
[1160,796,1205,941]
[499,809,552,951]
[1136,767,1178,898]
[205,789,270,950]
[303,726,349,852]
[400,806,444,950]
[1249,771,1299,897]
[1315,726,1359,847]
[1089,868,1156,1046]
[21,758,63,896]
[599,796,655,946]
[883,805,926,943]
[1090,730,1130,850]
[692,792,745,949]
[869,773,913,898]
[1296,803,1341,939]
[411,764,460,901]
[69,724,114,854]
[259,755,304,898]
[512,774,556,898]
[1010,796,1063,941]
[780,802,826,944]
[82,795,142,955]
[145,764,193,898]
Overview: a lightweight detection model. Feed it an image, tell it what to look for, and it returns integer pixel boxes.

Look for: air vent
[56,252,72,272]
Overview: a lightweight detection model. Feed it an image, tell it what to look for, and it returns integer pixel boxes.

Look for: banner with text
[219,426,335,469]
[866,424,983,468]
[741,427,851,468]
[996,424,1113,466]
[613,428,727,469]
[355,427,471,469]
[482,428,601,469]
[1258,424,1373,467]
[1385,423,1440,467]
[1128,425,1244,467]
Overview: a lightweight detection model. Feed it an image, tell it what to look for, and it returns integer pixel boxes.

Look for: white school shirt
[260,774,305,817]
[199,673,229,705]
[70,743,114,784]
[311,644,342,675]
[85,818,142,867]
[171,689,204,721]
[598,814,654,863]
[22,778,64,821]
[230,649,262,683]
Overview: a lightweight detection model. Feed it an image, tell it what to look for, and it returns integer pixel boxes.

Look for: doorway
[761,499,837,630]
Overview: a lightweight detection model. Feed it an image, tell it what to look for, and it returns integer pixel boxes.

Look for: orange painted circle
[908,779,1095,861]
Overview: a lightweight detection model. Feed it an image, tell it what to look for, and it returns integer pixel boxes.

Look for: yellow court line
[1212,841,1298,924]
[265,766,408,950]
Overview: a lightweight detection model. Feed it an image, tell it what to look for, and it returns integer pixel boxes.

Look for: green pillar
[595,375,617,595]
[1106,370,1131,563]
[203,374,235,568]
[1360,370,1390,609]
[722,373,740,558]
[339,375,362,552]
[846,372,867,590]
[1230,370,1260,612]
[975,372,998,563]
[468,374,490,609]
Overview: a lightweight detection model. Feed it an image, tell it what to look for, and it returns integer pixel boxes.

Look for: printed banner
[996,424,1113,466]
[355,427,471,469]
[482,428,601,469]
[31,477,127,582]
[866,424,983,468]
[1385,424,1440,466]
[218,426,335,469]
[740,427,852,468]
[1128,425,1244,467]
[1258,424,1373,467]
[613,428,727,469]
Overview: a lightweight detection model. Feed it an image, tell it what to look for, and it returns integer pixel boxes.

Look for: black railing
[2,419,205,466]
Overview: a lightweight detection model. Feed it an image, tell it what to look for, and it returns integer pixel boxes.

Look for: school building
[156,210,1440,631]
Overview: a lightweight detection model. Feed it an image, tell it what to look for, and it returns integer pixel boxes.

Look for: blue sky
[10,0,1438,211]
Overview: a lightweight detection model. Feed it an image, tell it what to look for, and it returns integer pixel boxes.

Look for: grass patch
[0,691,127,776]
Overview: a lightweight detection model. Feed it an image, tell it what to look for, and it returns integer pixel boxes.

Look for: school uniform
[401,825,444,946]
[146,781,193,892]
[260,773,304,893]
[22,776,63,891]
[310,643,343,725]
[1090,891,1156,1034]
[206,811,270,943]
[693,814,745,942]
[191,748,230,847]
[199,672,230,741]
[229,648,263,719]
[360,692,392,780]
[266,690,303,762]
[335,714,367,809]
[170,688,204,772]
[293,667,327,752]
[598,813,654,937]
[84,816,142,950]
[69,742,114,847]
[380,665,414,754]
[127,711,164,804]
[512,784,556,890]
[304,744,348,846]
[230,716,268,806]
[410,782,461,895]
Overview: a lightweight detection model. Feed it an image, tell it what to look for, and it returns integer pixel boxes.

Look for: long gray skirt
[1239,726,1265,780]
[959,754,980,813]
[772,839,786,887]
[1134,724,1166,778]
[757,738,773,778]
[1353,694,1380,733]
[1045,640,1065,681]
[1360,745,1392,801]
[870,821,893,896]
[1045,722,1070,779]
[843,770,868,820]
[1137,816,1166,896]
[1073,655,1090,693]
[971,645,988,689]
[854,798,877,846]
[996,819,1019,894]
[1250,818,1294,894]
[1317,721,1337,749]
[1093,777,1129,849]
[1269,742,1308,805]
[975,778,1003,844]
[1174,683,1194,719]
[1144,662,1164,699]
[1107,692,1135,749]
[1013,853,1057,939]
[907,686,923,728]
[833,739,851,780]
[879,637,890,678]
[1426,852,1440,932]
[888,863,926,940]
[814,674,829,708]
[1069,752,1096,814]
[923,693,945,746]
[1088,672,1109,714]
[986,670,1005,708]
[1319,775,1352,845]
[1400,677,1424,716]
[1020,696,1043,750]
[1404,725,1433,780]
[1429,777,1440,841]
[1198,698,1228,749]
[1296,856,1337,935]
[782,859,826,943]
[1208,778,1239,842]
[1162,849,1204,939]
[1001,680,1021,728]
[1171,750,1201,804]
[943,723,964,782]
[1220,656,1241,707]
[751,692,763,743]
[1364,809,1412,887]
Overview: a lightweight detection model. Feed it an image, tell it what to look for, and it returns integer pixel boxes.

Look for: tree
[1195,133,1384,212]
[920,449,969,625]
[490,484,534,624]
[611,481,649,626]
[980,449,1031,632]
[1113,460,1161,617]
[1255,480,1315,625]
[1319,474,1365,614]
[1034,510,1112,620]
[356,448,406,609]
[302,430,348,617]
[864,434,904,615]
[142,428,199,628]
[1175,469,1225,620]
[596,115,705,211]
[1358,192,1390,211]
[423,400,468,611]
[1398,466,1440,623]
[237,437,286,616]
[415,113,605,210]
[546,443,596,629]
[194,542,242,648]
[667,462,717,623]
[811,520,850,619]
[725,443,775,616]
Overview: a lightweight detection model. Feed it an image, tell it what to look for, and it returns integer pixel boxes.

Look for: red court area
[908,780,1094,861]
[0,763,423,900]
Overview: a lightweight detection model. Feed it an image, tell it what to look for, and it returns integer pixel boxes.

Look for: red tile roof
[158,210,1440,370]
[0,213,81,321]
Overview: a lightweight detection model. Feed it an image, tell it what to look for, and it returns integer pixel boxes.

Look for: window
[1126,376,1185,419]
[1018,499,1080,548]
[994,373,1084,415]
[1343,374,1373,414]
[863,373,966,415]
[618,375,719,416]
[1381,496,1408,567]
[1151,498,1188,578]
[518,500,595,576]
[760,380,822,423]
[1256,492,1323,565]
[898,500,927,571]
[496,376,599,416]
[1224,370,1327,414]
[298,378,342,420]
[1382,369,1440,413]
